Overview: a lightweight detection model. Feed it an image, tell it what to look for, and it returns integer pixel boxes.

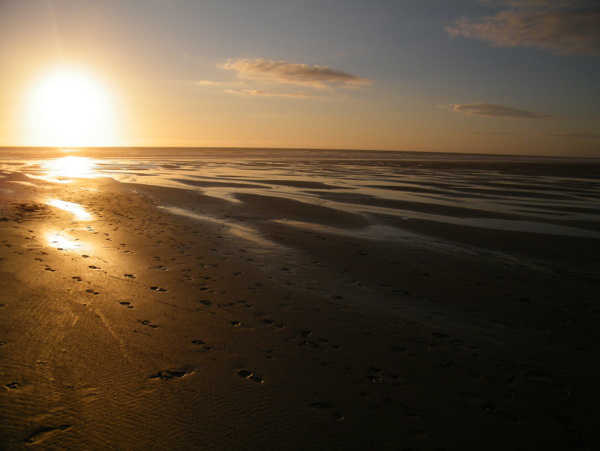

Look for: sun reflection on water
[46,232,84,251]
[46,199,92,220]
[44,156,97,181]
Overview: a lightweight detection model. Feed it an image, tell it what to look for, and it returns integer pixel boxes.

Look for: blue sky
[1,0,599,156]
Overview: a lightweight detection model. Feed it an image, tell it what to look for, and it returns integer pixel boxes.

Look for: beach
[1,149,599,449]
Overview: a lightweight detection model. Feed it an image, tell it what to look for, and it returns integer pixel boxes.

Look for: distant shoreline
[1,146,599,163]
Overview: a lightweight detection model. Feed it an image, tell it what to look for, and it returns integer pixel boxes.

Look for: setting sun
[27,68,116,147]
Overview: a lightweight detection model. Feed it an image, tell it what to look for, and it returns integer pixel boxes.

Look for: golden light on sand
[45,232,84,251]
[46,199,92,221]
[44,156,97,181]
[28,68,116,147]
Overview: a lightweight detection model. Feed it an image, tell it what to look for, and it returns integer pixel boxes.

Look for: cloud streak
[477,1,579,7]
[547,132,600,139]
[440,102,551,119]
[220,58,371,89]
[464,131,523,135]
[447,1,600,56]
[196,80,220,86]
[223,89,314,99]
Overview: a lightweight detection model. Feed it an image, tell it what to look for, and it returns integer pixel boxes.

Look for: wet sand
[1,166,599,450]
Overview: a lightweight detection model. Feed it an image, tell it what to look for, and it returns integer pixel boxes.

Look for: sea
[1,147,599,242]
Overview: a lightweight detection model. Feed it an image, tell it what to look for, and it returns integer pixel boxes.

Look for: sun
[27,67,117,147]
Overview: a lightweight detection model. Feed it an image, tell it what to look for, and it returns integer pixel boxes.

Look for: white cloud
[220,58,371,89]
[447,1,600,56]
[439,102,551,119]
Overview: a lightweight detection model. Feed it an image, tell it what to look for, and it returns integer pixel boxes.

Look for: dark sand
[1,166,599,450]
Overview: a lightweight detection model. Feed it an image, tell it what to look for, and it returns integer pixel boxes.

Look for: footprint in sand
[364,367,402,386]
[149,369,191,380]
[287,330,340,350]
[261,319,285,330]
[309,402,345,420]
[25,425,71,445]
[191,340,212,350]
[237,369,263,383]
[150,286,168,292]
[138,319,158,328]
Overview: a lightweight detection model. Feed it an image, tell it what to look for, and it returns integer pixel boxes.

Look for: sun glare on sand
[28,68,116,147]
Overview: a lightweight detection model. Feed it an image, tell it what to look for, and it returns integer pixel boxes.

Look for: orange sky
[1,0,599,156]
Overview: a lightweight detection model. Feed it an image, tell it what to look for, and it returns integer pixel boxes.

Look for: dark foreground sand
[1,170,599,450]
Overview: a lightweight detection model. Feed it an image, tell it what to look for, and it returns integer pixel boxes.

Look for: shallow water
[1,147,599,239]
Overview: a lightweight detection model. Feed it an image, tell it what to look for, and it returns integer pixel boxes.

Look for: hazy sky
[1,0,599,156]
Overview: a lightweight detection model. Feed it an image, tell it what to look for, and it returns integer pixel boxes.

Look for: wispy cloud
[477,1,579,7]
[439,102,551,119]
[223,89,314,99]
[547,132,600,139]
[220,58,371,89]
[447,1,600,56]
[464,131,523,135]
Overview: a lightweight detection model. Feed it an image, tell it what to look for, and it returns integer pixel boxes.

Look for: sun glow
[28,68,117,146]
